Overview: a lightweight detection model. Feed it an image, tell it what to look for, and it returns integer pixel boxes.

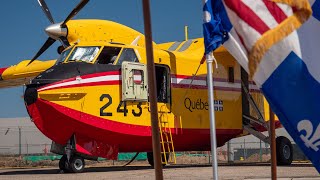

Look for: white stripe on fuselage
[38,74,260,92]
[171,77,259,91]
[38,75,121,91]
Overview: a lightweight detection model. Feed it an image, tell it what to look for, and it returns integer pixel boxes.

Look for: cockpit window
[56,48,72,64]
[96,46,121,64]
[116,48,139,65]
[67,46,100,63]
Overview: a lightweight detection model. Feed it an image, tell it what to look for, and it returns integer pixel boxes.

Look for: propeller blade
[59,37,70,48]
[28,37,56,65]
[61,0,89,27]
[37,0,55,24]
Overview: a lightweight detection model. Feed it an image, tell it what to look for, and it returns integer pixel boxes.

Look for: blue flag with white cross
[203,0,320,173]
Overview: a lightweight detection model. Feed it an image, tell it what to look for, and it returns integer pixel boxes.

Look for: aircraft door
[155,65,171,113]
[121,61,148,101]
[121,62,172,113]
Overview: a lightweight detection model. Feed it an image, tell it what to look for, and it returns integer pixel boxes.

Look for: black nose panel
[24,87,38,105]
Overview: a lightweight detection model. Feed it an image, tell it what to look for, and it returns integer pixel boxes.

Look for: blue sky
[0,0,203,117]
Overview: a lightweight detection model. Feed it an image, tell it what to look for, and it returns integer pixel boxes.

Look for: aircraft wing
[0,60,56,88]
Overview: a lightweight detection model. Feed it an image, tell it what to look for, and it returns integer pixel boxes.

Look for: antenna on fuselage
[183,54,218,99]
[131,35,141,46]
[182,55,205,99]
[185,26,188,41]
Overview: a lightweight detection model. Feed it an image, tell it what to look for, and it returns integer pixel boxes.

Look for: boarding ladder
[159,110,176,165]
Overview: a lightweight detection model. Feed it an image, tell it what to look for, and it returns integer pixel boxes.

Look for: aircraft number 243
[100,94,142,117]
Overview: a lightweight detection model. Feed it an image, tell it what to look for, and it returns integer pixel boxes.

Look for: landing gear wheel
[69,156,85,173]
[276,136,293,165]
[147,152,154,166]
[59,155,70,172]
[147,152,169,167]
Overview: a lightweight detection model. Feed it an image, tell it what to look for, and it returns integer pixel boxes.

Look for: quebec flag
[203,0,320,173]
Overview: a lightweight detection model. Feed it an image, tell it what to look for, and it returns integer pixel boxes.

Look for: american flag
[203,0,320,173]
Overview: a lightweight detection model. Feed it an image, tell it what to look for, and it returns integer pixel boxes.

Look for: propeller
[38,0,55,24]
[28,0,90,65]
[30,37,56,63]
[61,0,89,27]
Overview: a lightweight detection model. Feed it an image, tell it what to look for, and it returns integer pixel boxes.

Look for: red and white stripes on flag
[220,0,311,86]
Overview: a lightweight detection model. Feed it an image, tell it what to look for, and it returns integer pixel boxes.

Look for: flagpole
[270,108,277,180]
[206,54,219,180]
[142,0,164,179]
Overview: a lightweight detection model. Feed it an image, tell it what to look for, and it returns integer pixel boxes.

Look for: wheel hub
[283,144,291,159]
[74,159,83,170]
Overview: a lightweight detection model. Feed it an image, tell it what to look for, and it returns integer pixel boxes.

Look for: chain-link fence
[216,140,308,163]
[0,125,309,164]
[0,126,51,155]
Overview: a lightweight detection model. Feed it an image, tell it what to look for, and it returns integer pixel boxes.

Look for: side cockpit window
[116,48,139,65]
[96,46,122,64]
[56,48,72,64]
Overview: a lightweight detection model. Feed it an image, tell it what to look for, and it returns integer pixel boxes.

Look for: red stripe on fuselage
[171,84,241,91]
[172,74,207,80]
[81,70,120,78]
[172,75,258,85]
[172,75,234,83]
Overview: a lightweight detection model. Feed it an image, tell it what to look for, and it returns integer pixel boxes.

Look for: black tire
[59,155,68,171]
[276,136,293,165]
[147,152,154,166]
[147,152,169,167]
[69,156,85,173]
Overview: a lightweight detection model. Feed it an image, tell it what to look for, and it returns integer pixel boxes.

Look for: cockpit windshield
[56,48,72,64]
[67,46,100,63]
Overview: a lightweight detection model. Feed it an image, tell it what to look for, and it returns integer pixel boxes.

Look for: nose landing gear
[57,136,86,173]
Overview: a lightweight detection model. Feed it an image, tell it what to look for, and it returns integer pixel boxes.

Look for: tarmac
[0,163,319,179]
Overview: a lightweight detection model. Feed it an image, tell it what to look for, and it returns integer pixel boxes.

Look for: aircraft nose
[24,87,38,105]
[45,23,67,40]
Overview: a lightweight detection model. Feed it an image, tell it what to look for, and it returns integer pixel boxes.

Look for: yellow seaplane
[0,0,292,173]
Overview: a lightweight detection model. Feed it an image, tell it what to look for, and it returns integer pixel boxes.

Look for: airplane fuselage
[23,40,263,159]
